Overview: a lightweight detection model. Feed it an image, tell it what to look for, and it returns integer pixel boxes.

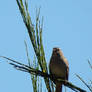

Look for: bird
[49,47,69,92]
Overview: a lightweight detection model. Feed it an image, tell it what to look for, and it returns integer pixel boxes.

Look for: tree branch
[0,56,86,92]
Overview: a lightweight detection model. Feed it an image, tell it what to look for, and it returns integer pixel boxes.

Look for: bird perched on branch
[49,48,69,92]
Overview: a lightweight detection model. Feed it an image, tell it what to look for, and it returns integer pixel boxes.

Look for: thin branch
[0,56,86,92]
[0,56,30,69]
[88,60,92,70]
[76,74,92,92]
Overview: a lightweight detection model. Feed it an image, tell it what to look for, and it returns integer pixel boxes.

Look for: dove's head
[53,47,63,56]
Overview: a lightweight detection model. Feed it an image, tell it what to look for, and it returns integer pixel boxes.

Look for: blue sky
[0,0,92,91]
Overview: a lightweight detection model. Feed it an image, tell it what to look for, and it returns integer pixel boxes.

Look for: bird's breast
[50,57,67,78]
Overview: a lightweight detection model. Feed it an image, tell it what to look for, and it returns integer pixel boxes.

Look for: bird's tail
[56,83,62,92]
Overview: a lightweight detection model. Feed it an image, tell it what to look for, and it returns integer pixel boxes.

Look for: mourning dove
[49,48,69,92]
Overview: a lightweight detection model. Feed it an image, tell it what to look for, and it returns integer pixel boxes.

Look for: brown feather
[49,48,69,92]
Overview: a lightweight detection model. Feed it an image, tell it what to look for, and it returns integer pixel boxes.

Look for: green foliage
[25,41,42,92]
[16,0,51,92]
[0,0,90,92]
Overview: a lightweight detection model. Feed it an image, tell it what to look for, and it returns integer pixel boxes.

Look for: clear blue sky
[0,0,92,92]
